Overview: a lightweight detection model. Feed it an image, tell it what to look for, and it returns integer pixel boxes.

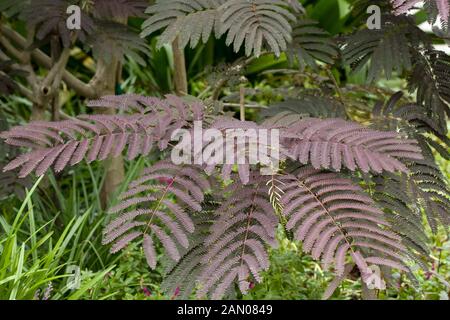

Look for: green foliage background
[0,0,449,300]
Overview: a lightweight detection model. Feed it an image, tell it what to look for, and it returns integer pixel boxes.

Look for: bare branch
[0,24,96,98]
[0,35,27,63]
[42,48,71,89]
[16,82,37,103]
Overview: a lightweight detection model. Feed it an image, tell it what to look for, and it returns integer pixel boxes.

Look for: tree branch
[0,48,37,103]
[0,24,96,98]
[0,35,27,63]
[35,48,96,98]
[16,82,37,103]
[42,47,71,90]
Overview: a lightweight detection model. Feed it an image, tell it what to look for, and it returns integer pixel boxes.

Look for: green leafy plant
[1,0,449,300]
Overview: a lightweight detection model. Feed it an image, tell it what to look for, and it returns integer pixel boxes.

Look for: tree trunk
[91,56,125,208]
[50,35,61,121]
[30,36,64,122]
[101,129,125,207]
[172,37,188,96]
[31,103,46,121]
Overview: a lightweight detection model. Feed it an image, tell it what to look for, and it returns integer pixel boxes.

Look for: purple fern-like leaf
[197,173,278,299]
[279,118,422,174]
[1,95,204,177]
[103,160,209,269]
[279,166,411,298]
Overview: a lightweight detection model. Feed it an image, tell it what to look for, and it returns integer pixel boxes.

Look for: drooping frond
[429,0,450,28]
[141,0,227,49]
[86,21,149,66]
[0,116,32,200]
[92,0,147,19]
[262,95,347,119]
[369,92,450,232]
[103,160,210,268]
[197,173,278,299]
[280,166,411,290]
[1,0,148,49]
[371,92,435,132]
[0,95,203,177]
[371,91,449,157]
[285,0,305,13]
[406,157,450,231]
[370,173,430,258]
[161,209,214,299]
[279,117,423,174]
[342,15,425,82]
[219,0,296,57]
[287,17,339,70]
[408,49,450,135]
[435,0,450,24]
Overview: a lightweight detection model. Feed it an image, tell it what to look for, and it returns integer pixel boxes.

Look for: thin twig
[42,48,71,89]
[240,86,245,121]
[326,68,352,119]
[223,103,266,109]
[211,52,271,100]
